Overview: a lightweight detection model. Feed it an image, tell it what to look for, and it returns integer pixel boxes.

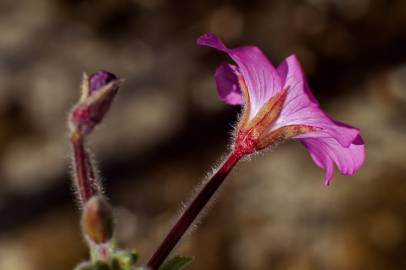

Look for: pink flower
[197,33,365,186]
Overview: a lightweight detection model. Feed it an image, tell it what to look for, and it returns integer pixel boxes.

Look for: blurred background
[1,0,406,269]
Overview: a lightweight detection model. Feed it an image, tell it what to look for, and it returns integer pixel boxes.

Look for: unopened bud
[70,71,121,137]
[89,71,118,94]
[82,196,114,244]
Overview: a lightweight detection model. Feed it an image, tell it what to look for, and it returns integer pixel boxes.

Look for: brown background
[0,0,406,269]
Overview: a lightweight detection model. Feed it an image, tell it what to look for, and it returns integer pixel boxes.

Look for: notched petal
[300,135,365,186]
[275,54,360,148]
[197,33,282,118]
[214,63,243,105]
[197,32,228,51]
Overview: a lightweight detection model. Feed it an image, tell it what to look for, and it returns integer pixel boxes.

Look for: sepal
[82,196,114,245]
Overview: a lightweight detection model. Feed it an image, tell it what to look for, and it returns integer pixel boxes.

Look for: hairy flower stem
[147,150,243,269]
[70,132,97,203]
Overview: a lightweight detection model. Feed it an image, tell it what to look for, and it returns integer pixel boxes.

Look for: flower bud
[70,71,121,137]
[82,196,114,244]
[89,71,118,94]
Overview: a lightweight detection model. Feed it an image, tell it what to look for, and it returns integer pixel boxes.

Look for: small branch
[147,150,242,269]
[68,71,120,205]
[70,132,97,203]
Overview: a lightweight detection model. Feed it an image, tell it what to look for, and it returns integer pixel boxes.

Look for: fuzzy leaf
[159,256,192,270]
[94,261,111,270]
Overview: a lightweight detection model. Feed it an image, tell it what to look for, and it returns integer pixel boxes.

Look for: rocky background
[1,0,406,269]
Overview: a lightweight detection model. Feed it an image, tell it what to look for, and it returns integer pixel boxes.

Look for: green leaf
[94,261,111,270]
[159,256,193,270]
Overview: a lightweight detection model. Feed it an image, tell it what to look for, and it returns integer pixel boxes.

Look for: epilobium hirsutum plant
[69,71,140,270]
[69,71,191,270]
[68,34,365,270]
[146,34,365,269]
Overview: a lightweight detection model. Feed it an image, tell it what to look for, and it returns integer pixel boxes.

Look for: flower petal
[214,63,244,105]
[274,54,359,147]
[197,33,282,118]
[299,135,365,186]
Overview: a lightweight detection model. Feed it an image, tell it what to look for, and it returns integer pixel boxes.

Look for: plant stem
[147,150,243,269]
[70,133,96,203]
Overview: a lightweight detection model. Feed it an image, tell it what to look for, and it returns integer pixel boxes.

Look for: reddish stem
[147,150,243,269]
[71,135,95,203]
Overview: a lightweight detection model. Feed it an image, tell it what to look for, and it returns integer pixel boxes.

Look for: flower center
[233,86,320,153]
